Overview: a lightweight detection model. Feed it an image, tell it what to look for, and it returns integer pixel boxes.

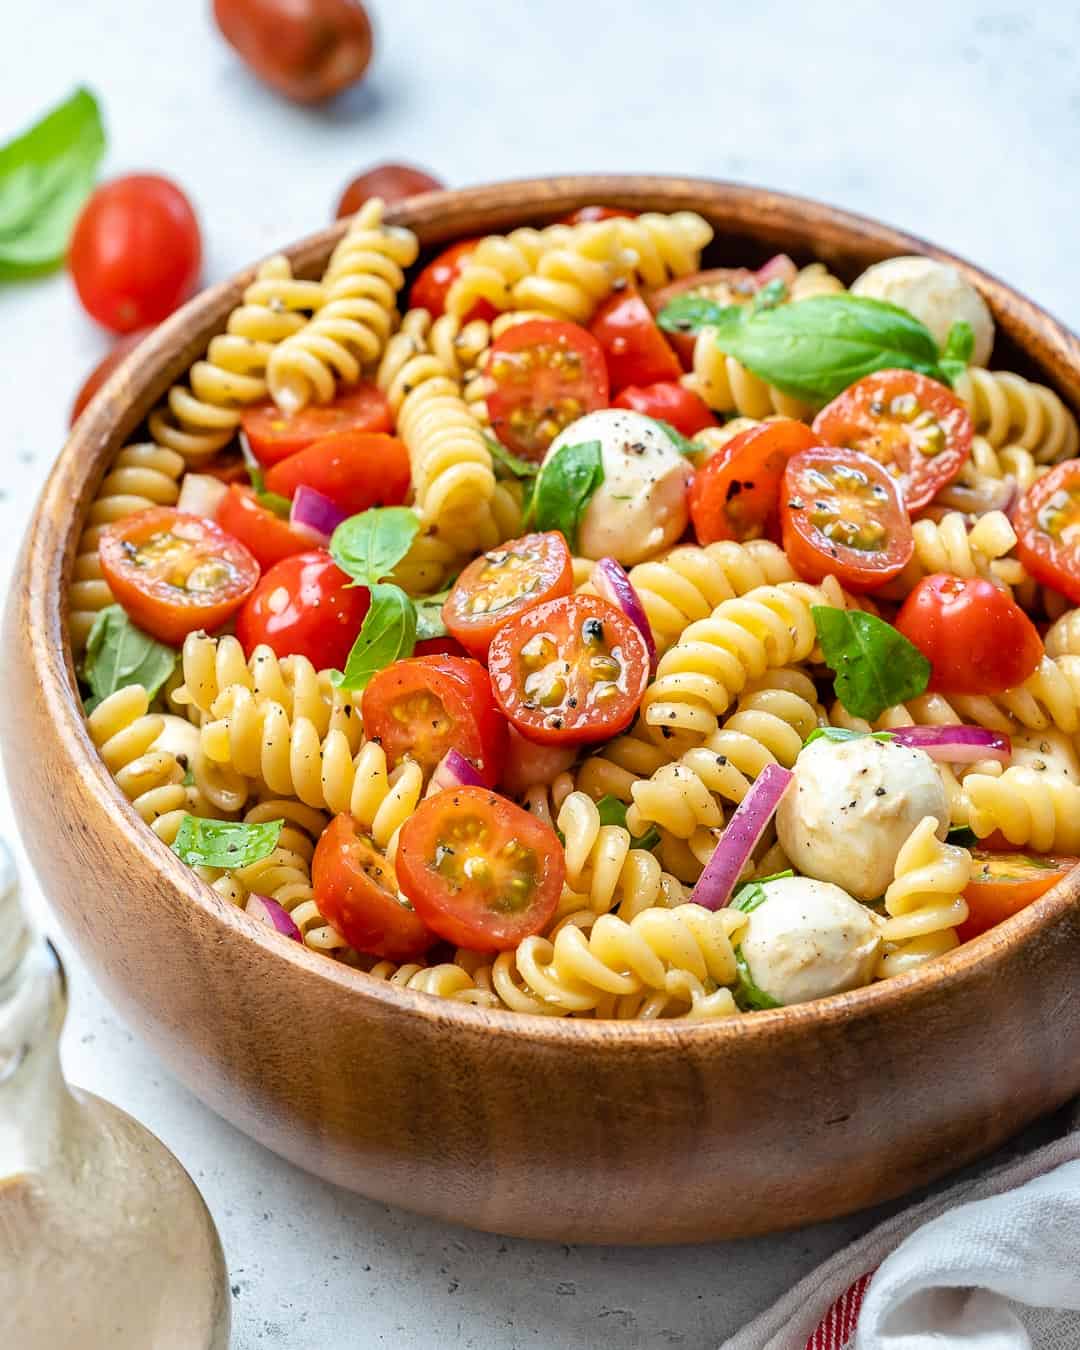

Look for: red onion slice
[178,472,229,521]
[753,254,798,289]
[427,747,486,796]
[290,485,349,545]
[888,725,1010,766]
[245,893,302,941]
[592,556,657,671]
[690,764,794,911]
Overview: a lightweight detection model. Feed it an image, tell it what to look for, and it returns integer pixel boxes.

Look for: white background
[1,2,1079,1346]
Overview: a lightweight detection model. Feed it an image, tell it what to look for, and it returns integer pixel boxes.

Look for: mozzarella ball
[739,877,883,1006]
[776,736,948,900]
[544,409,692,566]
[850,256,994,367]
[152,714,201,771]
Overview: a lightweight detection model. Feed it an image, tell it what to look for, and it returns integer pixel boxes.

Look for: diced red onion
[691,764,794,911]
[290,485,349,545]
[753,254,798,288]
[178,473,229,521]
[593,556,657,671]
[245,893,302,941]
[427,747,486,796]
[888,725,1011,766]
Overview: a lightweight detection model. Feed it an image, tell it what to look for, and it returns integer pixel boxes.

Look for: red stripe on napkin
[804,1271,875,1350]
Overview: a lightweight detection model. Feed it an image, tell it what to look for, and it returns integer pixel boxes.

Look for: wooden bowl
[6,177,1080,1245]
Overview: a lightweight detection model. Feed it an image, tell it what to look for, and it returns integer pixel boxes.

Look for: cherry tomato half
[647,266,763,366]
[410,238,497,323]
[895,574,1043,695]
[240,384,391,467]
[958,849,1077,942]
[486,319,610,462]
[312,814,434,961]
[612,381,716,437]
[812,370,973,515]
[1014,460,1080,606]
[213,0,373,104]
[236,550,369,670]
[217,486,312,570]
[335,163,443,219]
[558,206,638,225]
[488,594,649,746]
[69,176,201,334]
[70,330,150,426]
[264,430,411,513]
[98,507,259,645]
[396,787,565,951]
[443,532,574,661]
[589,290,682,393]
[781,446,914,592]
[689,418,820,545]
[362,655,508,785]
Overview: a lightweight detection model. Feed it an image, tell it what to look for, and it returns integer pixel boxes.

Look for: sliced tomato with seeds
[264,430,410,513]
[362,655,508,785]
[488,594,649,746]
[588,290,682,392]
[781,446,913,592]
[1014,460,1080,605]
[443,532,573,661]
[409,238,498,322]
[812,370,973,514]
[217,485,312,571]
[486,319,609,463]
[235,550,370,670]
[241,383,392,467]
[98,507,259,645]
[312,814,435,961]
[612,381,716,437]
[689,418,820,545]
[396,787,565,951]
[958,849,1077,942]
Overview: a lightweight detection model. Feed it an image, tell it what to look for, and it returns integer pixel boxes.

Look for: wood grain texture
[4,177,1080,1244]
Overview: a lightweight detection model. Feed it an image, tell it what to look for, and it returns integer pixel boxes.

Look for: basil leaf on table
[530,439,604,549]
[594,794,660,853]
[81,605,177,712]
[171,816,283,870]
[414,589,451,642]
[332,583,417,691]
[0,87,106,279]
[938,319,975,387]
[812,606,931,722]
[331,506,420,589]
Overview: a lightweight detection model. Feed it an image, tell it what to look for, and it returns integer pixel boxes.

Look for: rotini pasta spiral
[575,723,672,804]
[612,212,714,288]
[962,766,1080,853]
[935,434,1048,516]
[1045,608,1080,658]
[885,509,1026,597]
[268,198,419,414]
[444,226,556,318]
[148,255,325,462]
[510,218,637,322]
[876,816,970,978]
[952,367,1079,464]
[87,686,188,824]
[490,903,743,1017]
[365,956,501,1007]
[639,576,848,741]
[684,331,812,419]
[68,443,186,651]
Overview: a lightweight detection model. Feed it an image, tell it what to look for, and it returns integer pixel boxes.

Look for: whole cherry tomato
[612,381,716,437]
[588,290,682,392]
[213,0,373,103]
[236,550,369,670]
[335,163,443,218]
[895,574,1043,695]
[70,330,150,425]
[69,176,201,333]
[409,238,498,323]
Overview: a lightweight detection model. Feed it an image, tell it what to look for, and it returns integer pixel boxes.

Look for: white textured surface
[1,3,1078,1347]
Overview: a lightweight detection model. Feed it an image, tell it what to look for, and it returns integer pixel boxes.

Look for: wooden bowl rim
[33,172,1080,1046]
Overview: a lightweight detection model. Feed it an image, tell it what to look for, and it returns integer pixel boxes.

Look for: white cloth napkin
[722,1107,1080,1350]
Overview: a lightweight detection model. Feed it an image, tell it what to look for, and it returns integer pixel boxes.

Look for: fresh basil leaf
[484,433,540,482]
[531,440,604,549]
[947,825,979,849]
[595,794,661,852]
[802,726,895,748]
[707,296,946,405]
[332,583,416,691]
[812,607,931,722]
[0,87,106,279]
[650,419,698,457]
[938,319,975,387]
[414,589,450,642]
[331,506,420,589]
[657,293,743,337]
[82,605,177,709]
[733,947,782,1011]
[749,278,788,313]
[171,816,283,870]
[730,869,795,914]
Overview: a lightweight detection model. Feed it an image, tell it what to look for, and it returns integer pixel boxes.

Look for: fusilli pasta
[953,367,1079,464]
[877,816,970,978]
